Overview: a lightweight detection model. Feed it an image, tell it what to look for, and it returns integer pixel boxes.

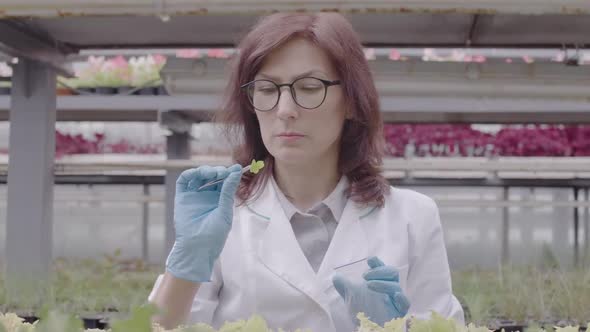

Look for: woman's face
[252,38,348,167]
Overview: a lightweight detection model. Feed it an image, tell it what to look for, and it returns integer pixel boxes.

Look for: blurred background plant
[1,250,589,328]
[59,55,166,89]
[0,249,160,319]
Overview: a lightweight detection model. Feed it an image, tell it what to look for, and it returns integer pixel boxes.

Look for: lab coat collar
[246,176,376,318]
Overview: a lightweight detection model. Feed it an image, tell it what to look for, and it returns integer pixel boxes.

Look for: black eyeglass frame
[240,77,341,111]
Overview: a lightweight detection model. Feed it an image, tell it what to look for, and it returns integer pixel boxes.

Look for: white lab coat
[149,179,464,332]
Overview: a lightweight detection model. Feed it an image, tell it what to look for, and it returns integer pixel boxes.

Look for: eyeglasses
[241,77,341,112]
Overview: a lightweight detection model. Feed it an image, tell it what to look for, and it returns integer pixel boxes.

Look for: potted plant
[129,54,166,95]
[92,55,132,94]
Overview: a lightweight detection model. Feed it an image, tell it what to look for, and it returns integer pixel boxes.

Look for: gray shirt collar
[271,173,349,222]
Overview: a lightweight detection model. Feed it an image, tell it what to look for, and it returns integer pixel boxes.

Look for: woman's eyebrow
[257,70,329,81]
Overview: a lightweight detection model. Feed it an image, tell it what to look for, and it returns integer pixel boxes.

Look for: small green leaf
[249,159,265,174]
[218,318,247,332]
[383,316,406,332]
[110,303,160,332]
[555,327,579,332]
[34,310,84,332]
[243,315,271,332]
[171,323,216,332]
[356,312,383,331]
[409,312,460,332]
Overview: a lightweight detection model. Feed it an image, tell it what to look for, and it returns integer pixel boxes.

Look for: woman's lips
[277,133,305,141]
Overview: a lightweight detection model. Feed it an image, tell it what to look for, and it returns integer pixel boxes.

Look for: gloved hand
[333,256,410,327]
[166,164,243,283]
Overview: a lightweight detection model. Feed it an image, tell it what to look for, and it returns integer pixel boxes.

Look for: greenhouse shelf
[2,95,590,123]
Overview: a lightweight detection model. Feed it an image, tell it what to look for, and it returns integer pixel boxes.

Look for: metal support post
[5,59,56,301]
[501,186,510,265]
[160,110,192,262]
[141,183,150,262]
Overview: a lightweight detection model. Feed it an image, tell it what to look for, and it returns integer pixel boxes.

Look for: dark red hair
[215,12,390,208]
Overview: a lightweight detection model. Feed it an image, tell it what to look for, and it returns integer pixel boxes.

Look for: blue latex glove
[333,256,410,327]
[165,164,243,283]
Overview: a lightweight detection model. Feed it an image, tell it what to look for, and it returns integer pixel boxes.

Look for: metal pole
[142,183,149,262]
[164,132,190,260]
[521,188,534,249]
[501,186,510,265]
[585,187,589,266]
[5,59,56,300]
[574,187,580,267]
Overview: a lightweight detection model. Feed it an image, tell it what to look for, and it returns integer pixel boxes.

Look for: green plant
[1,302,589,332]
[3,255,590,328]
[452,265,590,326]
[0,251,160,317]
[129,55,166,87]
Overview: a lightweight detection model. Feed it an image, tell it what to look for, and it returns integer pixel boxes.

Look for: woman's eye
[301,85,322,90]
[256,86,276,93]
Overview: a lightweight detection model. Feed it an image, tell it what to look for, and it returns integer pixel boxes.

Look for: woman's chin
[272,150,311,165]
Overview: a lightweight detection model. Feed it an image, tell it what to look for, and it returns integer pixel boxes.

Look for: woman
[149,12,464,332]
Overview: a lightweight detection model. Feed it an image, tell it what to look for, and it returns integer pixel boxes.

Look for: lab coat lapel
[252,179,331,313]
[258,197,317,289]
[317,199,372,289]
[247,178,376,317]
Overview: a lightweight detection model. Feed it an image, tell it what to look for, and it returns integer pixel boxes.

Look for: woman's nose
[275,87,299,119]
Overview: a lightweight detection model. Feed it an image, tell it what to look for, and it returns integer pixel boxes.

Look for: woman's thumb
[218,168,242,210]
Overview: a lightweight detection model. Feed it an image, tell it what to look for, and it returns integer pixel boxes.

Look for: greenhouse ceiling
[0,0,589,74]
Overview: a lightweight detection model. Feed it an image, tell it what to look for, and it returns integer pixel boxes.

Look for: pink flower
[111,55,129,69]
[152,54,167,65]
[177,49,201,58]
[207,49,229,58]
[389,49,401,61]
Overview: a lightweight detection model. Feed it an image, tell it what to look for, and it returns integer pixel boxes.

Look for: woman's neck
[273,157,341,212]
